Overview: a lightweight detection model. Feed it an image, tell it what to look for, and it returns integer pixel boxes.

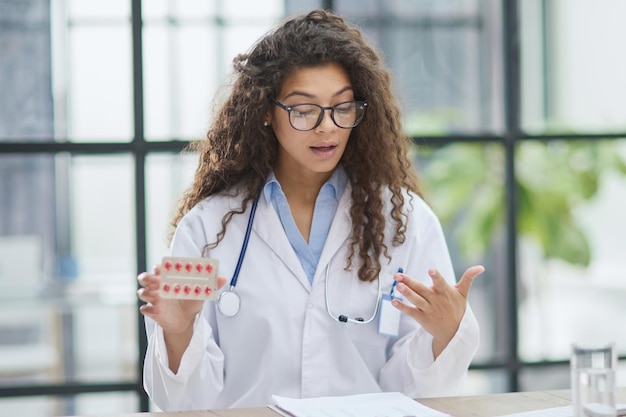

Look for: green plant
[417,140,626,266]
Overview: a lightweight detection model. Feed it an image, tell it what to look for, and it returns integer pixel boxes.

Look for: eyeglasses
[271,98,367,131]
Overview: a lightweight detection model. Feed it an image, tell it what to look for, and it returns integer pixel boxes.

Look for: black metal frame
[502,0,521,392]
[1,0,625,412]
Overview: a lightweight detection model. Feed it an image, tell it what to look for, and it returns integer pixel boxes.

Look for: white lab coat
[143,184,479,411]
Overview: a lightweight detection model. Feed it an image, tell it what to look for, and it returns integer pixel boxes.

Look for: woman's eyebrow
[282,86,354,101]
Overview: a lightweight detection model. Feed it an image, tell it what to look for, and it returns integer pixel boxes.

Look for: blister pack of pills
[159,256,219,300]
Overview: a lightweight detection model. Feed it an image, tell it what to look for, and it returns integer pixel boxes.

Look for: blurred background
[1,0,625,415]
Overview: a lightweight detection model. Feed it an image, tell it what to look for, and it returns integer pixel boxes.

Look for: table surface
[64,387,626,417]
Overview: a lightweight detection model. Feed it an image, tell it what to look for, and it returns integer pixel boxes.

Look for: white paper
[271,391,450,417]
[493,403,626,417]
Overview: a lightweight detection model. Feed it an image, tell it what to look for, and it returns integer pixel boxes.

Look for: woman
[137,9,484,411]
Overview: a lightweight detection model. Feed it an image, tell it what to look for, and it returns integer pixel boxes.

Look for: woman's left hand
[391,265,485,358]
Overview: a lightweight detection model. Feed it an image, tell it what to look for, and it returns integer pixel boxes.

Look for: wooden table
[64,387,626,417]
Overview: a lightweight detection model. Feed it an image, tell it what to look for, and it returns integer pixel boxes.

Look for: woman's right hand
[138,265,227,373]
[137,265,227,335]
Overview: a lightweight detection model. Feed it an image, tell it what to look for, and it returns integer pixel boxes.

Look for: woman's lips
[310,144,337,158]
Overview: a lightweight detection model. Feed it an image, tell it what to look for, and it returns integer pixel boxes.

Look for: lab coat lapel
[317,184,352,270]
[253,195,311,291]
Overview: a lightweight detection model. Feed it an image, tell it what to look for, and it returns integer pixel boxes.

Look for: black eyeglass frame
[270,97,368,131]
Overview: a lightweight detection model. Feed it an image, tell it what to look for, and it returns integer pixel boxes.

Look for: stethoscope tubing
[218,193,382,324]
[217,195,259,317]
[228,195,260,288]
[324,256,382,324]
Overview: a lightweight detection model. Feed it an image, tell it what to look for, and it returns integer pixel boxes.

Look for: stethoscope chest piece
[217,289,240,317]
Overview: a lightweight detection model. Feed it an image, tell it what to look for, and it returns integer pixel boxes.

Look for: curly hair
[170,9,423,282]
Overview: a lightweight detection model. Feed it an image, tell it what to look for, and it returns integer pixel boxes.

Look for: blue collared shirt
[263,167,348,284]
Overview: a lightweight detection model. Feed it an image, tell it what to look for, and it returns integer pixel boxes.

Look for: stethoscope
[216,194,383,325]
[216,195,260,317]
[324,261,382,324]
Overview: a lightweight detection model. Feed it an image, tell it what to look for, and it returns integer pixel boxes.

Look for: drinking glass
[571,342,617,417]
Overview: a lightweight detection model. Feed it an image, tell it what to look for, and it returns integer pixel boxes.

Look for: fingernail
[429,269,436,277]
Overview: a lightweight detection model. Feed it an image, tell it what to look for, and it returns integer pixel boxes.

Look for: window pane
[221,0,284,19]
[73,391,139,416]
[0,391,138,417]
[285,0,322,15]
[70,155,136,277]
[337,0,482,19]
[519,362,626,393]
[143,25,218,141]
[145,152,198,266]
[521,0,626,133]
[0,154,137,391]
[336,0,503,135]
[465,369,510,395]
[517,140,626,361]
[2,1,134,142]
[142,0,217,20]
[142,10,283,141]
[221,23,281,72]
[0,396,58,417]
[418,142,507,363]
[0,0,53,140]
[65,26,133,141]
[519,364,570,392]
[0,302,60,384]
[67,0,129,19]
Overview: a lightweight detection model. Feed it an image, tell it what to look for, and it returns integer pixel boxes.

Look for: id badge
[378,293,402,337]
